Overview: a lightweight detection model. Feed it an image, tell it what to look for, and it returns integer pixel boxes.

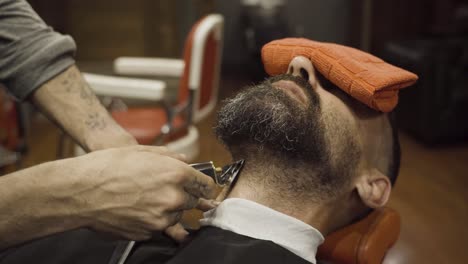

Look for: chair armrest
[82,73,166,101]
[113,57,185,77]
[0,146,19,167]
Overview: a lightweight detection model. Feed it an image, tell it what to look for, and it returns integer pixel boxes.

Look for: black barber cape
[0,227,311,264]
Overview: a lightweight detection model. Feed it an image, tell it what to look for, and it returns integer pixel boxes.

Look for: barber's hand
[164,198,220,242]
[70,145,217,241]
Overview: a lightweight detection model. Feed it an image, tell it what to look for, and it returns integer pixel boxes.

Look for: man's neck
[226,177,335,234]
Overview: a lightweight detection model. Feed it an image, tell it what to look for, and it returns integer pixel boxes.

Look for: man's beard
[215,74,327,164]
[215,74,358,199]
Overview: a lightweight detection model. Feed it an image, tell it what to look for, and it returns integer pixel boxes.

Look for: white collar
[199,198,324,264]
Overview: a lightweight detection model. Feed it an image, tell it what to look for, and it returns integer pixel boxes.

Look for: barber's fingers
[131,145,187,162]
[165,223,189,242]
[197,198,220,211]
[128,145,217,199]
[178,193,200,210]
[170,211,184,224]
[215,186,230,202]
[182,168,218,199]
[177,192,218,211]
[164,199,221,242]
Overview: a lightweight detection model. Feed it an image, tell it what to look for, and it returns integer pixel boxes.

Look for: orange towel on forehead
[261,38,418,112]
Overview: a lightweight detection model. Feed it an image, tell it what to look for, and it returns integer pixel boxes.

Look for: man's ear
[355,169,391,208]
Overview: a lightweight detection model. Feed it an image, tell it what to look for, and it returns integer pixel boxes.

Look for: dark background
[28,0,465,62]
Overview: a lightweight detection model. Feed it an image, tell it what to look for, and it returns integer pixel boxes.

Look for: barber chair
[317,207,401,264]
[0,88,26,172]
[79,14,224,160]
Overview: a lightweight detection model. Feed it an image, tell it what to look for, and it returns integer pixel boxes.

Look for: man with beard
[0,58,400,264]
[112,57,399,264]
[160,58,400,264]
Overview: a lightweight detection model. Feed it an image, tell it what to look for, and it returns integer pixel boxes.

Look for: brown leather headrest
[317,207,401,264]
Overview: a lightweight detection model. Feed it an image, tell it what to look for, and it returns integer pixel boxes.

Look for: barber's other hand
[68,145,217,241]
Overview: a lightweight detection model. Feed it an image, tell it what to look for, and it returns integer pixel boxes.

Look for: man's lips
[272,80,309,106]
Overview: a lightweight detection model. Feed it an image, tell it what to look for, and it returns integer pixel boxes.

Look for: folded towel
[261,38,418,112]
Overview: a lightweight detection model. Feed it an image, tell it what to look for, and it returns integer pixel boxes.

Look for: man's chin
[216,86,322,159]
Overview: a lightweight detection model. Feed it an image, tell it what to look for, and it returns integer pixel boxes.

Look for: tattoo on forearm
[52,67,112,133]
[61,70,97,106]
[85,113,107,130]
[61,70,77,92]
[79,85,97,106]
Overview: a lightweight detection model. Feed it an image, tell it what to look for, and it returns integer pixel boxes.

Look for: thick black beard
[215,74,327,164]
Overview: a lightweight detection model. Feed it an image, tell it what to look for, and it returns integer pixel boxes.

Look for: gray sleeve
[0,0,76,101]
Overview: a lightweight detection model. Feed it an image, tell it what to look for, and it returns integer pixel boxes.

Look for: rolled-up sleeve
[0,0,76,101]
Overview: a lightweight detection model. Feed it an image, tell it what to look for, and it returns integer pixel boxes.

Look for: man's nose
[287,56,316,85]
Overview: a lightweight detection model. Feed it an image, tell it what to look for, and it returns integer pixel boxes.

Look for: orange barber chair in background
[79,14,224,161]
[0,87,26,171]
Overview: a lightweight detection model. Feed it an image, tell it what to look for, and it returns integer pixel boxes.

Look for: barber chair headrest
[317,207,400,264]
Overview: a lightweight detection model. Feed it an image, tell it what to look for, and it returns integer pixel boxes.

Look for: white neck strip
[199,198,324,263]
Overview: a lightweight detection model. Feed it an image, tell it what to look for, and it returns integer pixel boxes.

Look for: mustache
[264,74,320,107]
[266,74,314,91]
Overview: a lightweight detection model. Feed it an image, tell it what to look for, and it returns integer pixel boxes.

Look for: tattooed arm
[0,65,220,249]
[31,65,137,151]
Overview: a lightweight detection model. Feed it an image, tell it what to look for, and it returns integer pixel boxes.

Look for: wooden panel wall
[28,0,214,60]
